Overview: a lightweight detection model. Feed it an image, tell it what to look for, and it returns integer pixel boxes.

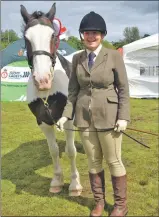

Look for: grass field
[7,60,29,67]
[1,99,158,216]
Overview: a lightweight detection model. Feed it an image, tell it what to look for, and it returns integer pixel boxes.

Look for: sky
[1,1,159,42]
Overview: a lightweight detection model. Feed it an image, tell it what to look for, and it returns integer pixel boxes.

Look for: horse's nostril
[40,79,43,84]
[45,78,48,83]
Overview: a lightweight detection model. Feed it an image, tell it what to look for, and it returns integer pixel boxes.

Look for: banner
[1,66,31,83]
[1,82,27,101]
[1,66,30,101]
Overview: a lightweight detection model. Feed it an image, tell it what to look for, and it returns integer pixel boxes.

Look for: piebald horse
[20,3,83,196]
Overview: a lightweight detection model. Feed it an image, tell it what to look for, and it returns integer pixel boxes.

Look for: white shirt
[86,44,102,62]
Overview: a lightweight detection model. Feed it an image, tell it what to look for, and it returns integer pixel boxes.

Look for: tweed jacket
[62,46,130,129]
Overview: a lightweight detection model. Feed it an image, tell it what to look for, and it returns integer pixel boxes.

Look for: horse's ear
[20,5,31,24]
[46,3,56,21]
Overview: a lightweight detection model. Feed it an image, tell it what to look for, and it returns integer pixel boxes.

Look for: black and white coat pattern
[20,3,83,196]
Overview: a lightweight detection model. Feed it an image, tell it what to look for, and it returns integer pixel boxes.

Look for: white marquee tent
[123,33,159,98]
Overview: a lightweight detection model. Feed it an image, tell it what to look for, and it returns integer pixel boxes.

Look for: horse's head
[21,3,56,91]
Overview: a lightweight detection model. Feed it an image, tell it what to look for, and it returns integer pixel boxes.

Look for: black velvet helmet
[79,11,107,35]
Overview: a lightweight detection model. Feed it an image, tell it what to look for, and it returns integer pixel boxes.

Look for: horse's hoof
[49,186,63,194]
[69,189,82,197]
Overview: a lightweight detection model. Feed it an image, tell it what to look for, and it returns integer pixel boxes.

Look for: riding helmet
[79,11,107,35]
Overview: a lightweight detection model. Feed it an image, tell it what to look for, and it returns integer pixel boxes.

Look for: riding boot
[110,175,128,217]
[89,170,106,217]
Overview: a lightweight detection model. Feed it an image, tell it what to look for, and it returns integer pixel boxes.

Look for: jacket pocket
[107,96,118,103]
[105,96,118,126]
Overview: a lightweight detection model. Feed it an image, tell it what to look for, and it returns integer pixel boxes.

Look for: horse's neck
[27,56,69,103]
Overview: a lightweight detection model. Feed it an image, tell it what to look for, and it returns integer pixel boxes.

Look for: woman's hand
[57,117,68,132]
[114,120,127,132]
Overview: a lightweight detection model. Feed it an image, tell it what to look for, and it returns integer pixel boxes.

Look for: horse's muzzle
[34,76,52,91]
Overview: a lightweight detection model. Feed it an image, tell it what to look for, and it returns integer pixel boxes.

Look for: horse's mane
[21,10,51,35]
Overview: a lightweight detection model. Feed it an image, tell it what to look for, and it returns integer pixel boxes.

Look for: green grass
[7,60,28,67]
[1,99,158,216]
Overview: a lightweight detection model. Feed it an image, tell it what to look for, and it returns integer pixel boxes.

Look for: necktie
[88,52,96,70]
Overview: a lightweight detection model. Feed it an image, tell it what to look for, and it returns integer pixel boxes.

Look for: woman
[57,11,130,217]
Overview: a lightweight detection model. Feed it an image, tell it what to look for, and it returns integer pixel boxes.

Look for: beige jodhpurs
[79,120,126,177]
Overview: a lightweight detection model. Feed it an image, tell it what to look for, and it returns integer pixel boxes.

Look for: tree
[102,40,116,49]
[67,36,85,50]
[123,27,140,44]
[1,29,19,43]
[1,29,20,50]
[112,40,126,49]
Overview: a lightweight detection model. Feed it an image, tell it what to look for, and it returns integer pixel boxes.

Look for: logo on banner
[1,69,8,79]
[8,71,31,79]
[18,49,27,57]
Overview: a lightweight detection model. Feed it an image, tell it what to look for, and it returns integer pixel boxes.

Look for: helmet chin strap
[79,32,84,41]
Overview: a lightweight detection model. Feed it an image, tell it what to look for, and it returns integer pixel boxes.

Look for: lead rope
[40,63,55,107]
[42,104,151,149]
[41,96,49,107]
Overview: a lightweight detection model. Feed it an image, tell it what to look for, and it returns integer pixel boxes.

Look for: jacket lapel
[80,50,90,73]
[91,46,108,71]
[79,46,108,73]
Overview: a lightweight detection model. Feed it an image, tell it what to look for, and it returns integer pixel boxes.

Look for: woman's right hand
[114,119,128,132]
[56,117,68,132]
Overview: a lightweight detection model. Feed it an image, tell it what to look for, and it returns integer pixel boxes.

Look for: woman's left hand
[114,120,128,132]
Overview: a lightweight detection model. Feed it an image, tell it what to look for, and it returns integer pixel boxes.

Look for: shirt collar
[86,44,102,57]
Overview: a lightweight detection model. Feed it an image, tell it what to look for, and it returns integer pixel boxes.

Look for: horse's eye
[52,33,55,38]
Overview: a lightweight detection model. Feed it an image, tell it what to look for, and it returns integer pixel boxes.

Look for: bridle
[24,15,57,70]
[26,49,57,70]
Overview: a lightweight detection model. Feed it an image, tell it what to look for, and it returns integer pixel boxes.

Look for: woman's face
[82,31,104,51]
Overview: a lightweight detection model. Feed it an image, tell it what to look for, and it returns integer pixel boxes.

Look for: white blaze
[25,24,54,80]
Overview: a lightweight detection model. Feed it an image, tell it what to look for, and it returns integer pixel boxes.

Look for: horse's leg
[39,122,64,193]
[64,120,83,196]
